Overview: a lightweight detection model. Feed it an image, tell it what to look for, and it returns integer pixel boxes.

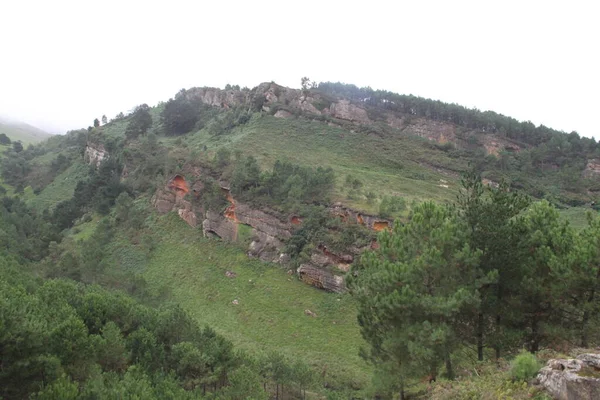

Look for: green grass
[136,213,369,388]
[27,161,89,211]
[559,207,593,230]
[185,115,460,215]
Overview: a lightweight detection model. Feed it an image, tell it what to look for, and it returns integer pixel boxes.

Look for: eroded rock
[537,353,600,400]
[583,159,600,178]
[84,141,108,167]
[297,264,345,293]
[329,99,370,124]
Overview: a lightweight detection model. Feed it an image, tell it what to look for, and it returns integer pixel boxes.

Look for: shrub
[510,351,541,381]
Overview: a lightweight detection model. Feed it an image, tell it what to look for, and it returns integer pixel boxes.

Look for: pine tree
[348,202,481,398]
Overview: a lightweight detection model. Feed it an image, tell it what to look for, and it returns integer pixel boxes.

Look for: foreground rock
[537,353,600,400]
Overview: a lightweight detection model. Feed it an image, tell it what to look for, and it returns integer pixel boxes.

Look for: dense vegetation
[349,174,600,399]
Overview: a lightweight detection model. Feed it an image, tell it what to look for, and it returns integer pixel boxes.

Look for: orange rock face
[168,175,189,195]
[373,221,390,231]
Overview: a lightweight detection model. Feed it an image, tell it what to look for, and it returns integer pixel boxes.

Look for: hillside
[0,117,53,144]
[2,80,600,399]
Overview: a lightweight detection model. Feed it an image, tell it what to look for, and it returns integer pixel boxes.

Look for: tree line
[348,173,600,399]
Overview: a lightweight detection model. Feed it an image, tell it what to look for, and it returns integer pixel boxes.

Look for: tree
[221,365,267,400]
[12,140,23,153]
[565,213,600,347]
[348,202,481,398]
[161,94,198,135]
[94,118,100,128]
[456,172,530,360]
[101,114,108,125]
[125,104,153,139]
[513,201,575,352]
[0,133,11,145]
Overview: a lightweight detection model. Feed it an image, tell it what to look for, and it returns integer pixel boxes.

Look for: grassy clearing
[27,160,89,211]
[559,207,593,230]
[135,213,369,388]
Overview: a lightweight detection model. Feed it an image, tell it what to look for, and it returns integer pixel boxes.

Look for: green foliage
[0,132,11,144]
[349,202,482,397]
[231,157,335,209]
[223,364,268,400]
[207,106,252,136]
[378,195,406,218]
[510,351,541,381]
[125,104,153,139]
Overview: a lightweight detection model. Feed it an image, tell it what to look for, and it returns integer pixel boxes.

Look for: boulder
[274,109,293,119]
[151,189,176,214]
[178,208,197,227]
[297,264,345,293]
[248,230,285,263]
[537,353,600,400]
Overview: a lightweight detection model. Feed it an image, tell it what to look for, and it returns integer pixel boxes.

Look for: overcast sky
[0,0,598,138]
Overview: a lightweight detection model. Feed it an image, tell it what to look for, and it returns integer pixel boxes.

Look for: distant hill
[0,117,53,144]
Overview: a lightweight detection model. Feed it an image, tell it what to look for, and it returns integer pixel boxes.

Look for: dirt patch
[373,221,390,231]
[291,216,302,225]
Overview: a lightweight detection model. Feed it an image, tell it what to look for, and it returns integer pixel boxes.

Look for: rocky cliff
[537,353,600,400]
[150,173,385,293]
[180,82,529,157]
[84,141,108,167]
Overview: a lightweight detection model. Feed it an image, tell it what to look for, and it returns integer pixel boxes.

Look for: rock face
[202,189,292,263]
[537,353,600,400]
[328,99,370,124]
[297,264,345,293]
[150,174,380,293]
[583,159,600,178]
[151,175,198,227]
[84,141,108,167]
[329,203,391,231]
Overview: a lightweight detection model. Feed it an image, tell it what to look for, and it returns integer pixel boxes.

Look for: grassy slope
[186,115,460,214]
[27,160,89,211]
[133,213,369,387]
[0,121,53,144]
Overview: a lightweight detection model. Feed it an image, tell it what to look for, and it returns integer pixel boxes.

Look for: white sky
[0,0,598,138]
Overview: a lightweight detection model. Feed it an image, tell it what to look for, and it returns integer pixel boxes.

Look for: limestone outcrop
[537,353,600,400]
[84,141,108,167]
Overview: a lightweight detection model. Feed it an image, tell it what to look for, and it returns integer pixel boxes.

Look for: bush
[510,351,541,381]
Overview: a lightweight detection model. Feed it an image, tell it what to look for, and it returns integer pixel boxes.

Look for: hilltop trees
[161,90,199,135]
[125,104,153,139]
